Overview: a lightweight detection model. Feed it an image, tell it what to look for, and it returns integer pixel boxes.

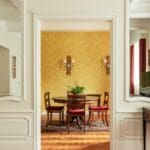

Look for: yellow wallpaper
[41,31,110,111]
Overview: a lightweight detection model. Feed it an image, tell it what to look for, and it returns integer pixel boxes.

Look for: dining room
[40,22,111,150]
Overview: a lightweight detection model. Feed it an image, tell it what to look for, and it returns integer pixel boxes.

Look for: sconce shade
[66,55,72,75]
[63,55,75,75]
[104,55,110,74]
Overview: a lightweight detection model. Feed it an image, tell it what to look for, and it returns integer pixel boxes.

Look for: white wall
[0,0,149,150]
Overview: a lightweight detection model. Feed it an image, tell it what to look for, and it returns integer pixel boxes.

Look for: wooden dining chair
[44,92,64,127]
[66,94,86,133]
[89,92,109,127]
[86,94,101,124]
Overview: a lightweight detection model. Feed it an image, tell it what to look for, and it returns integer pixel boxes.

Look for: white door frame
[33,14,117,150]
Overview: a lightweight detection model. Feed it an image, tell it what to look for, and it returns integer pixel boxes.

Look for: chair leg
[88,111,92,127]
[105,111,109,126]
[49,112,52,125]
[101,112,105,125]
[98,112,100,119]
[76,117,82,129]
[59,112,62,127]
[46,112,49,127]
[91,111,94,126]
[66,115,70,134]
[62,111,64,125]
[84,115,85,134]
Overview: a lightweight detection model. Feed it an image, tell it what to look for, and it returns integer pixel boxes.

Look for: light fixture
[63,55,75,75]
[103,55,110,74]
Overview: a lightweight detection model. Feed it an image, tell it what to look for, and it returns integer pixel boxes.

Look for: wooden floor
[41,131,110,150]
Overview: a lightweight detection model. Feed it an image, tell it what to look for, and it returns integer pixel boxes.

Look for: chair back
[67,94,86,110]
[44,92,51,109]
[86,94,101,106]
[103,92,109,107]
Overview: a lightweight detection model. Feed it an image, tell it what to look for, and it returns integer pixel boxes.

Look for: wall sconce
[103,55,110,74]
[63,55,75,75]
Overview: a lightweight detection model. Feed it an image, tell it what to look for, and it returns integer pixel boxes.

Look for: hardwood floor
[41,113,110,150]
[41,131,110,150]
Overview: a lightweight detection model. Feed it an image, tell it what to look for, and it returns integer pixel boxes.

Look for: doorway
[34,16,116,150]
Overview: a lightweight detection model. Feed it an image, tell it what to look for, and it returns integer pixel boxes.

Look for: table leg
[69,117,82,129]
[76,117,82,129]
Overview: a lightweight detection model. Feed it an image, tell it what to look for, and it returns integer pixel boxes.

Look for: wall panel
[0,112,33,142]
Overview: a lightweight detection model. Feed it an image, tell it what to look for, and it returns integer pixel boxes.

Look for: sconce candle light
[103,55,110,74]
[63,55,75,75]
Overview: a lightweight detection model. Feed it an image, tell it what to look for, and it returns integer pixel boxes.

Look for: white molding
[0,109,33,113]
[124,0,150,103]
[120,117,143,139]
[0,117,30,139]
[110,15,117,150]
[21,0,25,101]
[41,20,110,31]
[34,13,117,150]
[130,13,150,18]
[34,15,41,150]
[0,95,23,102]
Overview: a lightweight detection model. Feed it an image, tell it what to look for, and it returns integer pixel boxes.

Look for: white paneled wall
[0,111,33,150]
[0,0,150,150]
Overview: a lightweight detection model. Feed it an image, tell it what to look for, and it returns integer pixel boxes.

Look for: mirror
[125,0,150,101]
[0,0,23,100]
[130,18,150,97]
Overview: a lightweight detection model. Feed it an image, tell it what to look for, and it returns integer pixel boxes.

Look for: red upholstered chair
[89,92,109,127]
[66,94,86,133]
[44,92,64,127]
[86,94,101,123]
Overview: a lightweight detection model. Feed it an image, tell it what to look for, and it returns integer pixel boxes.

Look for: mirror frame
[0,0,24,102]
[125,0,150,102]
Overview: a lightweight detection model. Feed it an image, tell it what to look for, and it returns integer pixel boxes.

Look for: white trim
[41,20,110,31]
[21,0,25,101]
[130,13,150,18]
[0,95,23,102]
[109,16,117,150]
[125,0,150,102]
[0,116,30,139]
[34,16,41,150]
[34,14,117,150]
[0,109,33,113]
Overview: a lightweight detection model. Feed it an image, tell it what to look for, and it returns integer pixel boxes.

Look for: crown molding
[41,19,110,31]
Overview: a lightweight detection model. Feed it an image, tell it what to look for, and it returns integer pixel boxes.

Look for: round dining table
[52,96,99,104]
[52,95,99,128]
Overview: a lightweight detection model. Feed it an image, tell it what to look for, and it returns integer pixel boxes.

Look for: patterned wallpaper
[41,31,110,111]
